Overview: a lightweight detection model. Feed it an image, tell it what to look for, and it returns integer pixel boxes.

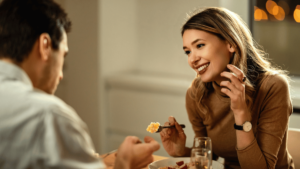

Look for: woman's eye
[184,51,191,55]
[197,44,204,48]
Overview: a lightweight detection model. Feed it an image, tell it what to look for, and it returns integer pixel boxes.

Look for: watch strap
[234,123,243,130]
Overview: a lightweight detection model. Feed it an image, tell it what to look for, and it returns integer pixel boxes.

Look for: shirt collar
[0,60,33,87]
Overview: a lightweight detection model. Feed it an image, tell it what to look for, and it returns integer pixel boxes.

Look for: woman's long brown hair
[182,7,289,114]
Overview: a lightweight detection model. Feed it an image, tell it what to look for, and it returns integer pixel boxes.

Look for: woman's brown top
[186,74,294,169]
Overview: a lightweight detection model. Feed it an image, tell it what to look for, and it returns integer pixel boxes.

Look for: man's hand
[114,136,160,169]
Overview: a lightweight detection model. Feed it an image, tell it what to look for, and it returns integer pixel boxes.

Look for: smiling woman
[182,29,234,84]
[159,7,294,169]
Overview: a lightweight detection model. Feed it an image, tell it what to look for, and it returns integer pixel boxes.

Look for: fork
[101,149,117,159]
[156,124,185,133]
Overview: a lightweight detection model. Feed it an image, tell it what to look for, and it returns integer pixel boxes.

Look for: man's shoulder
[2,81,75,117]
[29,90,77,118]
[31,89,68,108]
[9,89,85,130]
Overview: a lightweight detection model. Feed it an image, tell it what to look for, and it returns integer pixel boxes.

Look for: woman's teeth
[198,63,209,72]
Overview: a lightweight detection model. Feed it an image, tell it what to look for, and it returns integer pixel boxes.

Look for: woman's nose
[190,52,200,65]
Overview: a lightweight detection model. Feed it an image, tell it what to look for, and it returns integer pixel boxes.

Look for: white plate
[148,157,224,169]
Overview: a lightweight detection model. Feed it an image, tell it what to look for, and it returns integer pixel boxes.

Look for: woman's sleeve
[185,88,207,138]
[236,75,292,169]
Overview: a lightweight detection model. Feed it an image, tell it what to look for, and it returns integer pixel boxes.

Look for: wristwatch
[234,121,252,132]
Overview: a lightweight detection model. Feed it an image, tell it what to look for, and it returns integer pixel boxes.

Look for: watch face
[243,121,252,132]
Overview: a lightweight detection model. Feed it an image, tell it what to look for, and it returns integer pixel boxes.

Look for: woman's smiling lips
[196,62,210,75]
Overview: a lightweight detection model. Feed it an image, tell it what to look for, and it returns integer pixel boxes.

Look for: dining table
[101,152,225,169]
[101,152,168,169]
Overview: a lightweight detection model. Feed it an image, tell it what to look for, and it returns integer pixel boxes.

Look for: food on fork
[146,122,160,133]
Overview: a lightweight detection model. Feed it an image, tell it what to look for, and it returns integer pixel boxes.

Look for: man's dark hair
[0,0,71,63]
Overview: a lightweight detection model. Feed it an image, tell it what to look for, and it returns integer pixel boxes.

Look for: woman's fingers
[161,117,182,141]
[161,131,170,140]
[221,71,240,85]
[169,116,178,135]
[160,122,168,140]
[161,121,171,139]
[160,130,165,139]
[220,80,234,91]
[170,116,185,137]
[175,121,183,133]
[163,121,171,135]
[220,87,234,98]
[227,64,245,82]
[168,116,176,125]
[220,80,241,95]
[221,71,244,91]
[175,122,186,138]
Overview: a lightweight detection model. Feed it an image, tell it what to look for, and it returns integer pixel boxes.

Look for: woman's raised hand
[220,64,251,123]
[160,116,186,157]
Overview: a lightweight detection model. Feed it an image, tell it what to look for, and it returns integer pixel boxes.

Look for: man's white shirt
[0,60,105,169]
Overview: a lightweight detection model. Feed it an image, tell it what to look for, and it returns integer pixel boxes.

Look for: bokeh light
[294,5,300,23]
[274,6,285,21]
[254,6,268,21]
[278,0,290,15]
[266,0,278,15]
[272,4,279,15]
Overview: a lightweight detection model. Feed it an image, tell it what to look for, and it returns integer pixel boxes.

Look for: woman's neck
[213,76,229,86]
[213,81,220,87]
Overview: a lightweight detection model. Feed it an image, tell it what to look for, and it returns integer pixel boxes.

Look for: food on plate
[158,160,193,169]
[176,161,184,166]
[146,122,160,133]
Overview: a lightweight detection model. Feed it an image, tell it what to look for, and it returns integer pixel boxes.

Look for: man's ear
[38,33,52,61]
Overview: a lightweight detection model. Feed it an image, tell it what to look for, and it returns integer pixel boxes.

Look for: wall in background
[54,0,102,152]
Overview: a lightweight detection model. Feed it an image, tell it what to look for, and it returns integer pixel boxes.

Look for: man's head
[0,0,71,94]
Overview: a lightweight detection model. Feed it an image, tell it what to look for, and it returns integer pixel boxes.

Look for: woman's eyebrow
[183,38,204,50]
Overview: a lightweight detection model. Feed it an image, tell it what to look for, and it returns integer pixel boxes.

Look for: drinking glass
[191,137,212,169]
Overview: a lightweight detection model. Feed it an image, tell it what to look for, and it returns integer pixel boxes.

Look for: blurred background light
[278,0,290,15]
[272,3,279,15]
[294,5,300,23]
[274,6,285,21]
[254,6,268,21]
[266,0,278,15]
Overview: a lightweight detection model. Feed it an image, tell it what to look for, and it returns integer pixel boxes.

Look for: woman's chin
[199,76,212,83]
